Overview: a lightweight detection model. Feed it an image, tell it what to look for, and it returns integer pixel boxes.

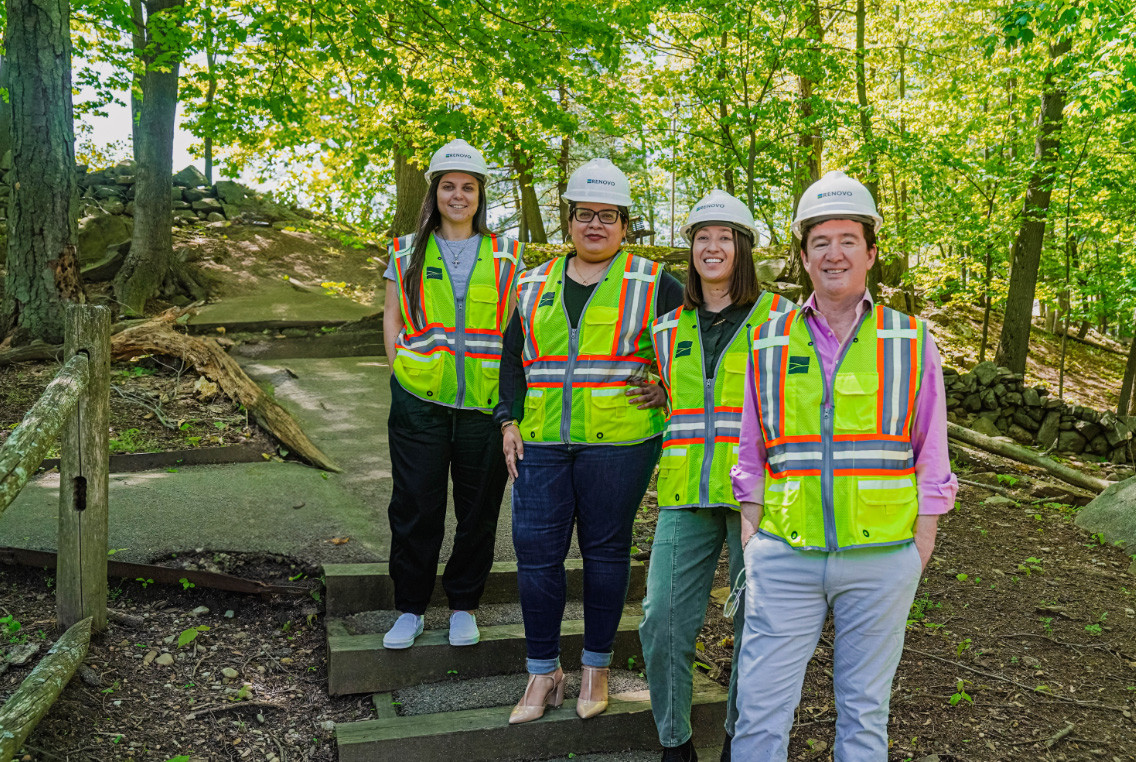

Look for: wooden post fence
[0,303,109,757]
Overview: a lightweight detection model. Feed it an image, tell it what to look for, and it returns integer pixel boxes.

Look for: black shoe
[719,732,732,762]
[661,738,698,762]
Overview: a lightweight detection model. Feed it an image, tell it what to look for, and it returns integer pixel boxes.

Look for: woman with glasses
[495,158,684,724]
[640,191,793,761]
[380,139,522,651]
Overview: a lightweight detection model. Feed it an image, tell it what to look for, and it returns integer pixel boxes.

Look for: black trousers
[386,375,508,613]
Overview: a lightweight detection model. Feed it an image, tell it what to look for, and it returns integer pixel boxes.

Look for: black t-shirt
[494,256,685,424]
[697,302,754,376]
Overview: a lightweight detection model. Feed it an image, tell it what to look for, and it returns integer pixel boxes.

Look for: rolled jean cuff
[581,649,613,668]
[526,657,560,675]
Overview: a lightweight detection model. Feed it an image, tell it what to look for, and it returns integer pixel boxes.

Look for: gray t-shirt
[384,233,481,298]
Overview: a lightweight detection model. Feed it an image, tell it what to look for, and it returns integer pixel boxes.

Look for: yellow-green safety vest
[516,250,665,445]
[390,232,521,411]
[652,292,793,510]
[751,304,926,550]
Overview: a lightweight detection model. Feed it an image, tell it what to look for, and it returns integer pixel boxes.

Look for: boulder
[1075,474,1136,550]
[206,211,226,223]
[183,188,207,203]
[172,186,185,202]
[972,361,999,386]
[101,198,125,216]
[1023,387,1041,407]
[970,415,1002,438]
[115,175,135,186]
[754,257,787,283]
[980,388,998,410]
[81,240,130,281]
[192,197,222,212]
[1074,419,1102,442]
[93,185,123,200]
[214,180,298,223]
[1008,424,1034,445]
[173,165,208,187]
[1036,411,1061,450]
[113,159,137,176]
[1012,408,1040,432]
[78,214,133,265]
[1088,435,1110,457]
[963,393,982,413]
[1057,430,1087,454]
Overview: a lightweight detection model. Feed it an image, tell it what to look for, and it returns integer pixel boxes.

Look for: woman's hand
[503,424,524,479]
[626,379,667,409]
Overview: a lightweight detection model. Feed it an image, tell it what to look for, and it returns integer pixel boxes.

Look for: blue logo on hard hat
[587,179,616,186]
[817,191,853,199]
[446,153,473,159]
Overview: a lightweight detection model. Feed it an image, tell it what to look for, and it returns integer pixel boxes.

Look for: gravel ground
[392,668,651,716]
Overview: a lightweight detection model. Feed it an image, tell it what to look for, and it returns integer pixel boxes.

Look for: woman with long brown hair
[381,139,523,650]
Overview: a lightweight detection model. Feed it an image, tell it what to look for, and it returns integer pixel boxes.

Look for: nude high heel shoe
[575,665,609,719]
[509,667,565,724]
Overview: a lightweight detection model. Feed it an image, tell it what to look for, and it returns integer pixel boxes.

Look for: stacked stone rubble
[944,360,1133,465]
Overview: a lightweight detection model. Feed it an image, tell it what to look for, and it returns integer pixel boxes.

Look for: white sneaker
[383,613,424,649]
[448,610,480,646]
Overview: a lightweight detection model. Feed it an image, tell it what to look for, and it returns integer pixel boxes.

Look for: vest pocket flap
[765,479,802,506]
[587,306,619,325]
[856,480,917,511]
[834,373,878,396]
[723,353,748,375]
[469,284,499,303]
[590,389,630,409]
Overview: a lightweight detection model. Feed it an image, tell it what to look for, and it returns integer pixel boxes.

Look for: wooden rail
[0,304,110,756]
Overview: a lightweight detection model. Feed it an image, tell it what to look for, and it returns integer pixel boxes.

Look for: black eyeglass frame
[570,207,626,225]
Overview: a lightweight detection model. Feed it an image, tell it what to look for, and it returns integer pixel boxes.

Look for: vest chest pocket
[467,284,501,329]
[719,353,749,408]
[580,306,618,356]
[833,373,878,433]
[762,479,806,547]
[855,478,918,544]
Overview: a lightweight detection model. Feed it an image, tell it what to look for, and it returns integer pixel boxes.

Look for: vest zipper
[560,254,613,444]
[812,307,872,552]
[441,237,479,409]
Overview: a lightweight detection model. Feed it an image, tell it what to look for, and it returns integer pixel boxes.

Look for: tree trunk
[947,422,1111,493]
[114,0,185,317]
[994,38,1072,374]
[513,147,547,244]
[129,0,145,162]
[786,0,824,298]
[0,55,12,165]
[390,142,426,237]
[1117,319,1136,417]
[202,0,217,185]
[0,0,82,345]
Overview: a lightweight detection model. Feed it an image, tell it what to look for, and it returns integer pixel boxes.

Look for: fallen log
[0,617,91,759]
[947,422,1112,494]
[111,310,339,472]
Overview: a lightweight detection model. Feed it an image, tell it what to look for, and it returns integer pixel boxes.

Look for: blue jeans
[640,506,744,747]
[511,439,661,674]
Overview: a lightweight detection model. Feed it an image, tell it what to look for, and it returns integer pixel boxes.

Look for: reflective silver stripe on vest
[753,312,794,444]
[615,257,660,357]
[766,438,914,476]
[879,307,919,437]
[517,260,556,359]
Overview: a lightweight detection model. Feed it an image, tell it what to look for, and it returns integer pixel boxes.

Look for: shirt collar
[800,289,874,319]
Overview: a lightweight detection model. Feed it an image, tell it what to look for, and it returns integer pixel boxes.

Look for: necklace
[570,257,607,286]
[437,234,477,266]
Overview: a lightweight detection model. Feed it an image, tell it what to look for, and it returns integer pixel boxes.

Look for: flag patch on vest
[788,356,811,374]
[426,266,443,280]
[675,340,693,358]
[539,293,556,307]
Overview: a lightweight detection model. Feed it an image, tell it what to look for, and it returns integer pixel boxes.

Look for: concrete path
[0,355,514,567]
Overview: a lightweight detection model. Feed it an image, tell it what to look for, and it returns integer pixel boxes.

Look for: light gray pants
[733,534,922,761]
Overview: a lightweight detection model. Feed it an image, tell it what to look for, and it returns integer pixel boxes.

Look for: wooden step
[323,559,647,616]
[336,674,727,762]
[328,613,645,696]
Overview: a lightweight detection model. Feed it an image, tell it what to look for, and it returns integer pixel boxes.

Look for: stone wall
[944,361,1133,465]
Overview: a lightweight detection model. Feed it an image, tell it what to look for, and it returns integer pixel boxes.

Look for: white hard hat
[680,189,759,243]
[425,139,489,183]
[562,158,633,207]
[791,170,882,240]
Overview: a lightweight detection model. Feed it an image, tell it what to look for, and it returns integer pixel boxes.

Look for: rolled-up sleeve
[730,351,767,504]
[912,330,958,514]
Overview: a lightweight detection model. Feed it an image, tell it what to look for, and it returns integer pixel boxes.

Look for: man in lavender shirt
[729,171,957,761]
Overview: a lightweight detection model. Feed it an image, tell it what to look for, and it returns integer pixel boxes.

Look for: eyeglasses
[571,208,623,225]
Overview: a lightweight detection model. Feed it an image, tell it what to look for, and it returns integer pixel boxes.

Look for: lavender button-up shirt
[729,291,958,515]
